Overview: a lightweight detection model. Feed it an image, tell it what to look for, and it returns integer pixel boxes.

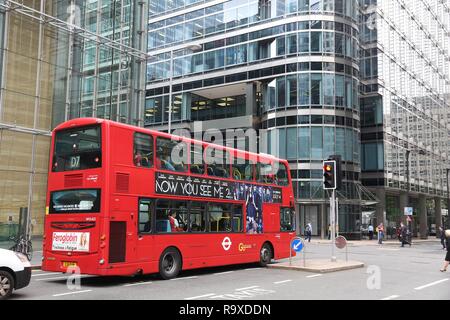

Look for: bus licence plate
[62,261,77,268]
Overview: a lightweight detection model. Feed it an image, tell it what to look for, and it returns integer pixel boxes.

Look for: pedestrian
[440,229,450,272]
[368,224,374,240]
[377,223,384,244]
[399,222,411,247]
[327,224,331,240]
[305,222,312,243]
[439,226,446,250]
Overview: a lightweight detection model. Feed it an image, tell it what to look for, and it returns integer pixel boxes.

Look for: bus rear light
[100,242,106,249]
[68,252,72,256]
[100,234,106,241]
[99,259,105,265]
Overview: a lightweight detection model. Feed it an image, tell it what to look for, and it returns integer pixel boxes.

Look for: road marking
[32,272,61,277]
[53,290,92,297]
[414,279,449,291]
[245,268,262,271]
[306,274,323,278]
[35,276,70,281]
[213,271,234,275]
[35,275,89,282]
[170,276,198,281]
[381,295,400,300]
[184,293,216,300]
[274,280,292,285]
[123,281,153,287]
[236,286,259,291]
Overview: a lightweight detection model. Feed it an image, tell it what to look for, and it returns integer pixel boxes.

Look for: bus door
[108,216,131,264]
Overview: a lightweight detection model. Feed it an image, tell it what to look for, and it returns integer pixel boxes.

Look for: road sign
[335,236,347,249]
[292,239,304,253]
[404,207,413,216]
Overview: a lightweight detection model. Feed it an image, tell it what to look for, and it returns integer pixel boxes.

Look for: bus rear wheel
[259,243,272,267]
[159,248,182,280]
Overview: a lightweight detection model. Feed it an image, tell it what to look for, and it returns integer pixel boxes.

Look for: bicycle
[9,234,33,261]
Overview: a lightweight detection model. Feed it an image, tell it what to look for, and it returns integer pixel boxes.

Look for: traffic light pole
[331,189,337,262]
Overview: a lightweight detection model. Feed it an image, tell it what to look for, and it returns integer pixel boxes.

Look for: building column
[399,192,408,224]
[418,195,428,239]
[435,197,442,238]
[375,189,386,226]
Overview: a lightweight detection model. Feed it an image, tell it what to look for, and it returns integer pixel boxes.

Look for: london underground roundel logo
[222,237,232,251]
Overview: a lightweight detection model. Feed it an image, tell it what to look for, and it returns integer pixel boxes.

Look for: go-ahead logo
[222,237,232,251]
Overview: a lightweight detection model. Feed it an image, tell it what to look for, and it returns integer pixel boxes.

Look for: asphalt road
[10,241,449,300]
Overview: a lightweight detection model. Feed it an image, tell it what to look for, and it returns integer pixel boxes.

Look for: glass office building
[145,0,363,239]
[0,0,146,246]
[360,0,450,237]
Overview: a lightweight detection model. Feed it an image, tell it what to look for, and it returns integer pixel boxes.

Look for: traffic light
[323,160,337,190]
[323,156,343,190]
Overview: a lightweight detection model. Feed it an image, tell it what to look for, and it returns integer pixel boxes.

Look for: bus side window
[156,137,187,172]
[276,162,289,186]
[205,147,230,178]
[134,133,153,168]
[232,157,254,181]
[138,199,153,234]
[232,205,243,232]
[280,208,295,232]
[257,163,274,184]
[190,143,205,174]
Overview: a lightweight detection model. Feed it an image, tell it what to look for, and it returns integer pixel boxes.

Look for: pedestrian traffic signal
[323,160,337,190]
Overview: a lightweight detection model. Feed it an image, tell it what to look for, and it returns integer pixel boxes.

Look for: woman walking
[440,230,450,272]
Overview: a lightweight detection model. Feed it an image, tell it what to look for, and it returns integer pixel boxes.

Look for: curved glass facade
[145,0,362,238]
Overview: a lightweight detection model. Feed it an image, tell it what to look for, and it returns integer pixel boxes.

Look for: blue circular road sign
[292,239,304,253]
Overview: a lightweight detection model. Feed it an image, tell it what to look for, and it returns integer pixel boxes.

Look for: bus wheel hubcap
[0,276,10,296]
[261,248,269,261]
[163,254,175,273]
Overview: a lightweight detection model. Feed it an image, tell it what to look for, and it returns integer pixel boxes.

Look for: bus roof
[53,118,287,164]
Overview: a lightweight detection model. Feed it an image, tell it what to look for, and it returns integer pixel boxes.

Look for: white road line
[170,276,198,281]
[414,279,449,291]
[53,290,92,297]
[306,274,323,278]
[274,280,292,285]
[184,293,216,300]
[32,272,61,277]
[381,295,400,300]
[35,275,89,282]
[123,281,153,287]
[245,268,262,271]
[35,276,69,281]
[236,286,259,291]
[213,271,234,275]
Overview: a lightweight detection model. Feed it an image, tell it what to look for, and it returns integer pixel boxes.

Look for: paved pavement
[8,241,449,300]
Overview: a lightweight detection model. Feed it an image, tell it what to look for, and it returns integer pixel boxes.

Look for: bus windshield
[53,125,102,172]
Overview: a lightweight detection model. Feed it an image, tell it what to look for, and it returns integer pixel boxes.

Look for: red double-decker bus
[42,118,296,279]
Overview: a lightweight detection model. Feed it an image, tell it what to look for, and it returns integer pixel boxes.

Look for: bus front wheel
[259,243,273,267]
[159,248,182,280]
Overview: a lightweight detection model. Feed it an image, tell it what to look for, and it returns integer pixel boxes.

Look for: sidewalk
[305,238,440,247]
